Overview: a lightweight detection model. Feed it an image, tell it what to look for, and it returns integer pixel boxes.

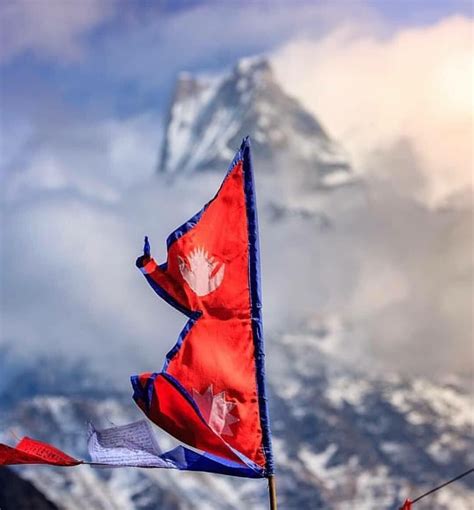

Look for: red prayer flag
[0,437,80,466]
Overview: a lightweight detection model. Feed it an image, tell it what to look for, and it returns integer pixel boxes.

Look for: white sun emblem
[178,247,225,297]
[192,385,239,437]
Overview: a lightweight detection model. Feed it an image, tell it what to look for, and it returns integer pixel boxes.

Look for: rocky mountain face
[159,58,351,191]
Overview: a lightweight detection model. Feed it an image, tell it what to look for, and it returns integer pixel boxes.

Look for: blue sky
[1,0,471,199]
[1,0,472,120]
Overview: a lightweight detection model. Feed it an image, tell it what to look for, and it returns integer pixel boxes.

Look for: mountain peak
[172,72,209,104]
[159,56,351,189]
[233,56,274,86]
[235,55,271,74]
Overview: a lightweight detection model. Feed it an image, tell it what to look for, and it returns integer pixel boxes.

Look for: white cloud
[86,0,378,94]
[1,115,472,380]
[3,113,162,202]
[0,8,472,383]
[272,16,474,203]
[0,0,115,63]
[0,171,216,385]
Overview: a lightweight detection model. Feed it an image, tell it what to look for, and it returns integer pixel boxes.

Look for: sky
[0,0,473,385]
[1,0,472,198]
[1,0,472,115]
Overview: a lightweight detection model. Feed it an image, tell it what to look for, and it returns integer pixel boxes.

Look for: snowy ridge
[162,73,224,174]
[2,339,473,510]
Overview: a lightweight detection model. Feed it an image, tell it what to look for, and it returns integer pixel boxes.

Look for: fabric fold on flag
[131,371,264,476]
[132,137,274,478]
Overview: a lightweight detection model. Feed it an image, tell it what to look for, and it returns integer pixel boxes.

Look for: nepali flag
[131,137,274,478]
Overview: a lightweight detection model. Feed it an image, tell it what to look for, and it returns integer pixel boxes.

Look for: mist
[272,15,473,205]
[1,140,472,388]
[1,9,472,390]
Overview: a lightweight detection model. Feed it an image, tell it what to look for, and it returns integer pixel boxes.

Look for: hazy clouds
[3,155,471,385]
[0,4,472,387]
[272,16,473,204]
[0,0,115,63]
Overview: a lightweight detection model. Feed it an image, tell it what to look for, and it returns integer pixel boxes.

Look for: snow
[237,77,249,92]
[388,379,473,430]
[276,379,301,400]
[235,55,267,74]
[325,376,372,409]
[434,486,474,510]
[427,432,457,463]
[6,360,474,510]
[162,56,352,187]
[321,169,353,187]
[165,76,221,173]
[299,447,395,509]
[299,444,339,481]
[183,106,240,171]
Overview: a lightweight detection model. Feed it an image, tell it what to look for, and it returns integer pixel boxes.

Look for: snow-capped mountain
[1,333,472,510]
[159,57,351,190]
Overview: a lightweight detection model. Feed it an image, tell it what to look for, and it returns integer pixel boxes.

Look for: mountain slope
[1,339,472,510]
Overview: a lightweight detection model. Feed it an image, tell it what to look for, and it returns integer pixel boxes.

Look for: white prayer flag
[87,420,173,468]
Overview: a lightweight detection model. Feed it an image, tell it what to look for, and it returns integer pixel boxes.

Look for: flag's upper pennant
[132,137,273,478]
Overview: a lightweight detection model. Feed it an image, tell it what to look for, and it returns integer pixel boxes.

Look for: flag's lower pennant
[130,372,265,477]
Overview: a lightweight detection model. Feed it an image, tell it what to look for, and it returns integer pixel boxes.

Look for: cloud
[81,1,379,98]
[0,172,219,387]
[1,110,472,383]
[259,170,473,378]
[0,6,472,386]
[0,109,166,387]
[2,112,162,202]
[0,0,115,63]
[272,16,474,203]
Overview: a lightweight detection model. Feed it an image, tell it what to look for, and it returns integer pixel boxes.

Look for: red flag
[400,500,412,510]
[0,438,80,466]
[132,138,273,477]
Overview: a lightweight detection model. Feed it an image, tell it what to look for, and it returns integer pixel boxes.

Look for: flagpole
[268,474,278,510]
